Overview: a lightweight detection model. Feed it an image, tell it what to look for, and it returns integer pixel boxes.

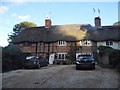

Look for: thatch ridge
[12,24,120,43]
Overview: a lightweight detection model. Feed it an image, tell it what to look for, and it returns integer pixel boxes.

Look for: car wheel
[24,65,28,69]
[24,66,27,69]
[76,66,79,70]
[45,64,48,66]
[92,66,95,70]
[37,64,41,69]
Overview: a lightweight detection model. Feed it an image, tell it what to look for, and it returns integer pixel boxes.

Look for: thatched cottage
[12,17,120,64]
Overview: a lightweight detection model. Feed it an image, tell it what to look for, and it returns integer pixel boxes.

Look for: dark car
[39,56,49,67]
[24,56,48,69]
[76,54,95,70]
[24,56,41,69]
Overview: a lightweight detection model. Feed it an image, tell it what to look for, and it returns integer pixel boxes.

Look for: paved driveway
[2,65,118,88]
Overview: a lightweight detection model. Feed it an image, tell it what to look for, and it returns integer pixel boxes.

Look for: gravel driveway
[2,65,118,88]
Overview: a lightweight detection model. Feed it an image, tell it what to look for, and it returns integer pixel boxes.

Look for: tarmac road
[2,65,118,88]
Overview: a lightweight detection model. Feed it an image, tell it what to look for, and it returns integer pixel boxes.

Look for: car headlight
[76,62,80,64]
[91,60,95,63]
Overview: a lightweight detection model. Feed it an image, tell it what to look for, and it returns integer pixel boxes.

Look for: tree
[67,45,82,63]
[113,21,120,26]
[8,21,37,43]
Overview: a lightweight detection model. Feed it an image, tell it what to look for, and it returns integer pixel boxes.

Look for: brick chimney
[94,17,101,27]
[45,17,52,28]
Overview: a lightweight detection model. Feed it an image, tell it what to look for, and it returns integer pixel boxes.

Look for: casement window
[23,42,28,46]
[58,41,67,46]
[106,41,113,46]
[19,44,23,46]
[80,40,92,46]
[57,53,67,60]
[31,43,36,46]
[110,41,113,45]
[23,42,31,46]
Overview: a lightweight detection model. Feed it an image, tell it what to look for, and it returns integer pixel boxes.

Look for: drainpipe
[48,42,50,61]
[74,41,77,61]
[35,42,38,56]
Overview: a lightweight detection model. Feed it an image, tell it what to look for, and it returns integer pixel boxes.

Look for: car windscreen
[79,55,93,60]
[26,56,36,60]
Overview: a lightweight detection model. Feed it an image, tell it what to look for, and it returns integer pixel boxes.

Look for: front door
[49,53,55,64]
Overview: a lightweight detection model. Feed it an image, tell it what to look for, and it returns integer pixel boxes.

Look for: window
[57,53,67,60]
[23,42,31,46]
[110,41,113,45]
[106,41,113,46]
[19,44,23,46]
[106,41,109,46]
[80,40,92,46]
[31,43,36,46]
[58,41,67,46]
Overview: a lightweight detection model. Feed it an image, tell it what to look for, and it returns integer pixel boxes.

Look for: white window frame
[58,41,67,46]
[19,43,23,46]
[80,40,92,46]
[57,53,67,60]
[106,41,113,46]
[31,43,36,46]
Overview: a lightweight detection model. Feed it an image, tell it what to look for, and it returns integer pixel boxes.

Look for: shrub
[98,46,120,71]
[67,45,81,63]
[109,49,120,69]
[2,44,25,72]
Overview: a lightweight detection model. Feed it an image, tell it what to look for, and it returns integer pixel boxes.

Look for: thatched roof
[90,26,120,41]
[12,24,120,43]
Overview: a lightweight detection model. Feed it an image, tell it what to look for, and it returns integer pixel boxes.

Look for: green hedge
[98,46,120,71]
[2,44,25,72]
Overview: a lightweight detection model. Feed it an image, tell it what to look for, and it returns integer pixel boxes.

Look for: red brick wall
[81,46,92,53]
[16,41,94,54]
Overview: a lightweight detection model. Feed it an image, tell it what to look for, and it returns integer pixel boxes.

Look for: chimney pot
[94,17,101,27]
[45,18,52,28]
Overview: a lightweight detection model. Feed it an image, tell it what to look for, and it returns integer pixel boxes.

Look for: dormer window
[58,41,67,46]
[23,42,31,46]
[80,40,92,46]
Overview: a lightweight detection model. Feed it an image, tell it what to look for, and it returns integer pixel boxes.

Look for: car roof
[26,56,36,59]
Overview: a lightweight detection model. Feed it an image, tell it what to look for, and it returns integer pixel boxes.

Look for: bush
[2,44,25,72]
[67,45,81,64]
[109,49,120,70]
[98,46,113,57]
[67,46,76,63]
[98,46,120,72]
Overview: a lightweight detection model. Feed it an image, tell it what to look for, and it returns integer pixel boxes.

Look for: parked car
[24,56,48,69]
[24,56,41,69]
[76,54,95,70]
[39,56,49,67]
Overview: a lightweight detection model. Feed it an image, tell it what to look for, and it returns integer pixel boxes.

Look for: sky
[0,0,119,47]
